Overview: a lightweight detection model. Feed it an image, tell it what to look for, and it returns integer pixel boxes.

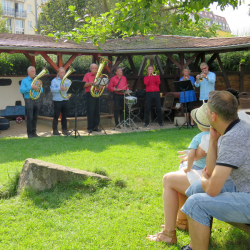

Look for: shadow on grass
[0,127,199,165]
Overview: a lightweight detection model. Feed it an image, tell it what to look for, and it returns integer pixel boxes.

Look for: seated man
[181,90,250,250]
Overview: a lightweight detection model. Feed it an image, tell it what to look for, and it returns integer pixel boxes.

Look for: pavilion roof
[0,33,250,54]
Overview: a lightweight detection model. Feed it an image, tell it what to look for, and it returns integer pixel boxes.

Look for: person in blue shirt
[50,67,70,136]
[195,62,216,102]
[20,66,43,139]
[179,68,196,126]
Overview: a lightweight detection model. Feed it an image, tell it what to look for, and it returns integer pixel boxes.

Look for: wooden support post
[64,54,77,70]
[165,53,181,69]
[92,55,96,64]
[155,55,170,92]
[216,54,231,88]
[24,53,35,67]
[193,54,202,72]
[150,58,154,67]
[127,55,138,75]
[183,53,199,68]
[179,53,184,77]
[108,56,113,78]
[239,63,244,92]
[164,58,171,75]
[133,56,147,92]
[207,53,218,67]
[57,53,63,68]
[201,53,206,63]
[93,55,110,74]
[110,55,126,72]
[41,53,59,72]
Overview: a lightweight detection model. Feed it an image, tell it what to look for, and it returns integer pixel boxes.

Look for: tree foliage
[0,4,10,33]
[45,0,241,46]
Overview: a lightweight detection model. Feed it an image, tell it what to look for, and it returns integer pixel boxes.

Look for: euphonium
[60,66,76,99]
[90,57,109,98]
[29,68,49,100]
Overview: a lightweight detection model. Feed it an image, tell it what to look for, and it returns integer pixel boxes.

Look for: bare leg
[190,114,194,126]
[148,171,190,242]
[187,215,210,250]
[177,193,188,220]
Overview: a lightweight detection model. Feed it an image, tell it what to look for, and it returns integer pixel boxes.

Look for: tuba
[90,57,109,98]
[29,68,48,100]
[60,66,76,99]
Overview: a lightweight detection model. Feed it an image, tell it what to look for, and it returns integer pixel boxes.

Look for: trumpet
[198,72,205,82]
[152,71,157,76]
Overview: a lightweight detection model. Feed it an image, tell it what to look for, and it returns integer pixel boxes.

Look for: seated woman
[179,68,196,126]
[147,104,210,244]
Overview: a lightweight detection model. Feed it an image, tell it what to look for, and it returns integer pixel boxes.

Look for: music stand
[174,80,194,130]
[65,80,85,139]
[93,78,109,135]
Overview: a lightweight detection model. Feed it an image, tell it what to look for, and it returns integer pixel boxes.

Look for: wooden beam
[179,53,184,76]
[216,54,231,88]
[207,53,218,67]
[108,56,113,78]
[201,52,206,63]
[150,58,154,66]
[183,53,199,68]
[64,54,77,70]
[239,63,244,92]
[92,55,96,64]
[155,55,170,92]
[193,54,202,72]
[24,53,35,67]
[165,53,181,69]
[133,56,147,91]
[164,58,171,75]
[57,54,63,68]
[127,55,138,75]
[40,53,59,72]
[110,55,127,72]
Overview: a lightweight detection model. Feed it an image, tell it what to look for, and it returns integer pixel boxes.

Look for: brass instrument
[198,72,205,82]
[60,66,76,99]
[90,57,109,98]
[152,71,157,76]
[29,68,48,100]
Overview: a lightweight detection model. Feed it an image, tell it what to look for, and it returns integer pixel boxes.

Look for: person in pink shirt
[144,65,162,127]
[83,64,101,133]
[108,67,129,128]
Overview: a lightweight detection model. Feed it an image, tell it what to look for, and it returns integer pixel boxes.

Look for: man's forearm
[206,139,218,176]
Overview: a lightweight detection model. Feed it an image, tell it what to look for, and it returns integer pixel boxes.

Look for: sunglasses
[201,67,207,70]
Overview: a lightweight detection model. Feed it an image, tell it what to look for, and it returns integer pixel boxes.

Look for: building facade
[197,10,231,37]
[1,0,46,35]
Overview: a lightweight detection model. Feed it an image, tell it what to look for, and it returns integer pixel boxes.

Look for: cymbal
[125,89,132,93]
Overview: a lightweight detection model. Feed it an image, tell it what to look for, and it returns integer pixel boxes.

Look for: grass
[0,128,249,249]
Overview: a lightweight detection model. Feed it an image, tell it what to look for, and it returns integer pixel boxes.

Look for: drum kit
[115,89,139,131]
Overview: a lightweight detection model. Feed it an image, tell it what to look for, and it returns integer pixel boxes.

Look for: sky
[209,1,250,35]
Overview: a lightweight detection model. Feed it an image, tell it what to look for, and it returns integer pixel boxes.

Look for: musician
[50,67,69,136]
[20,66,43,139]
[195,62,216,103]
[108,67,129,128]
[83,64,101,133]
[144,65,163,127]
[180,68,196,126]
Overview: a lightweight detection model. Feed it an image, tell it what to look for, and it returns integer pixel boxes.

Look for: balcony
[15,10,27,18]
[16,27,24,34]
[2,8,15,17]
[16,0,26,2]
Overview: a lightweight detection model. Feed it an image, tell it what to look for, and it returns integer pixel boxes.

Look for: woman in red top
[144,66,163,127]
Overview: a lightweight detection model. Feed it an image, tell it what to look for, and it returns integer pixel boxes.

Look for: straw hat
[191,103,210,129]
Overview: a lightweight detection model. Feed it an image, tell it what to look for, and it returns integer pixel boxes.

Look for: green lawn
[0,128,249,249]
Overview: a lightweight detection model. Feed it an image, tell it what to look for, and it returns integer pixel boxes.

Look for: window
[28,21,32,30]
[1,0,11,11]
[6,18,11,32]
[15,20,24,34]
[27,4,31,13]
[0,79,12,86]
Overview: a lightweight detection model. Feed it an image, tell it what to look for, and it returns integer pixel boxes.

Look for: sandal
[147,230,177,244]
[176,219,189,231]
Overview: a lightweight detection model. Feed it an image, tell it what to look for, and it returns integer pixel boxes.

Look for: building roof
[0,33,250,54]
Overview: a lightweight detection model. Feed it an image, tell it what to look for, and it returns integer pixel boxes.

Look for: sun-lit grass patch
[0,127,249,249]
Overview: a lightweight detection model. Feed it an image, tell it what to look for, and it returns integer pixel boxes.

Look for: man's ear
[211,112,217,122]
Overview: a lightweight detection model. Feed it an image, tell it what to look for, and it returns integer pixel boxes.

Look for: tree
[38,0,119,34]
[46,0,241,45]
[0,4,10,33]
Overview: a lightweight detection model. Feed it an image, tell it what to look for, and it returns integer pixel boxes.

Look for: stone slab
[17,158,110,193]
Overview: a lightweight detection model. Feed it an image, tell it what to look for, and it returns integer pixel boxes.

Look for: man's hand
[31,84,38,90]
[183,167,191,174]
[60,86,66,91]
[210,126,221,140]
